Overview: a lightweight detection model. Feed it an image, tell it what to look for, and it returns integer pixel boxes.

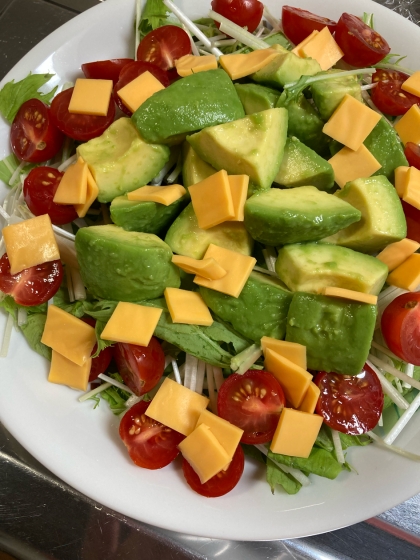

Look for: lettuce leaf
[266,457,302,494]
[268,448,348,481]
[139,0,173,40]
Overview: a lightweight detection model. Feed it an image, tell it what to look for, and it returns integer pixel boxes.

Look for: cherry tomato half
[218,369,285,444]
[137,25,191,71]
[334,13,390,67]
[381,292,420,365]
[81,317,113,382]
[0,253,63,306]
[372,69,410,83]
[182,444,244,497]
[281,6,336,45]
[402,200,420,243]
[119,400,184,469]
[405,142,420,170]
[314,365,383,435]
[50,87,115,141]
[82,58,134,84]
[371,80,420,116]
[211,0,263,33]
[10,99,64,163]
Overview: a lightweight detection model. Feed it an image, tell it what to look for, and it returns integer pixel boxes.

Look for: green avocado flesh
[182,143,216,188]
[276,242,388,295]
[77,118,170,203]
[75,225,180,301]
[252,52,321,88]
[199,271,293,343]
[131,69,245,145]
[286,292,377,375]
[234,83,280,114]
[244,186,361,246]
[311,71,363,121]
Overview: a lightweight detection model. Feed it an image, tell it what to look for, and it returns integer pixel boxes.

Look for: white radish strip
[209,33,227,42]
[98,373,134,394]
[195,360,206,394]
[166,155,182,183]
[0,238,5,257]
[263,5,282,30]
[8,160,25,187]
[17,308,27,327]
[378,284,404,302]
[73,218,87,229]
[210,10,269,50]
[55,236,78,269]
[367,431,420,461]
[52,225,76,242]
[199,48,213,56]
[331,429,345,464]
[70,267,86,301]
[368,354,420,392]
[262,247,277,272]
[384,391,420,445]
[58,154,77,172]
[2,157,15,176]
[255,444,310,486]
[395,378,404,393]
[366,359,409,410]
[403,363,415,389]
[213,366,224,391]
[150,153,178,185]
[125,394,144,408]
[253,265,277,277]
[0,206,10,221]
[361,83,378,91]
[370,340,401,363]
[78,382,112,402]
[206,363,217,412]
[182,25,200,56]
[378,414,384,427]
[164,354,175,369]
[184,353,198,389]
[0,313,14,358]
[134,0,143,59]
[255,26,265,38]
[65,266,75,303]
[232,344,263,375]
[172,360,182,384]
[213,39,237,47]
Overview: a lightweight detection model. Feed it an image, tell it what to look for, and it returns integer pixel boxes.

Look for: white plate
[0,0,419,542]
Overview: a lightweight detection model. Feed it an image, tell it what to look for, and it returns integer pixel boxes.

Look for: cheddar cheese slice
[188,169,235,229]
[264,348,312,408]
[328,144,381,188]
[401,166,420,210]
[68,78,113,116]
[171,255,227,280]
[175,54,218,77]
[260,337,307,370]
[292,30,319,56]
[100,302,162,347]
[395,165,410,197]
[298,383,321,415]
[127,184,186,205]
[117,71,165,113]
[227,175,248,221]
[164,287,213,326]
[376,238,420,272]
[401,71,420,97]
[270,408,323,458]
[387,253,420,291]
[323,287,378,305]
[48,350,91,391]
[195,409,243,459]
[301,27,343,71]
[74,168,99,218]
[220,49,279,80]
[394,104,420,145]
[53,157,88,205]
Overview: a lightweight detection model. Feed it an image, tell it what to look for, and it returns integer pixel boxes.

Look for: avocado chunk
[324,176,407,252]
[235,83,280,114]
[165,203,253,259]
[182,143,216,188]
[276,242,388,295]
[75,225,180,301]
[77,118,170,203]
[286,292,377,375]
[274,136,334,191]
[199,271,293,343]
[188,108,288,193]
[244,186,361,246]
[131,69,245,145]
[252,52,321,89]
[311,71,363,121]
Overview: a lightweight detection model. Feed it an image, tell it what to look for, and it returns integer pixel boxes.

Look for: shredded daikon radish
[65,266,75,303]
[370,340,401,363]
[378,414,383,427]
[182,24,200,56]
[70,267,86,301]
[150,155,178,185]
[252,265,277,277]
[206,363,217,412]
[209,10,269,50]
[369,354,420,391]
[263,5,281,31]
[384,391,420,445]
[403,363,415,389]
[331,429,345,464]
[17,308,27,327]
[98,373,134,394]
[213,366,224,391]
[262,246,277,272]
[55,235,78,269]
[366,359,409,410]
[125,394,144,408]
[166,153,182,184]
[213,39,237,47]
[255,444,310,486]
[361,83,378,91]
[195,360,206,394]
[164,355,175,369]
[58,154,77,172]
[8,160,25,187]
[79,382,112,402]
[172,359,182,384]
[52,225,76,242]
[184,353,198,389]
[368,431,420,461]
[134,0,143,58]
[0,313,14,358]
[231,344,262,374]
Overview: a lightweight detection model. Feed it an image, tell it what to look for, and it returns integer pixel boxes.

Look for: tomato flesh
[405,143,420,170]
[81,317,113,382]
[372,69,410,83]
[82,58,134,84]
[371,80,420,116]
[211,0,263,33]
[137,25,191,71]
[281,6,336,45]
[381,293,420,365]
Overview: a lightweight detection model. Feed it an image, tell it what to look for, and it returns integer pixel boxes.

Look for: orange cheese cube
[48,350,91,391]
[323,287,378,305]
[387,253,420,291]
[68,78,113,116]
[395,165,410,197]
[301,27,343,71]
[127,184,186,205]
[196,409,243,459]
[74,167,99,218]
[117,71,165,113]
[188,170,235,229]
[401,71,420,97]
[164,287,213,326]
[401,166,420,210]
[227,175,248,221]
[395,104,420,145]
[220,49,279,80]
[175,54,218,77]
[100,302,162,347]
[264,348,312,408]
[260,337,306,370]
[328,144,381,188]
[292,30,319,56]
[171,255,227,280]
[270,408,323,457]
[298,383,321,414]
[53,157,88,205]
[376,238,420,271]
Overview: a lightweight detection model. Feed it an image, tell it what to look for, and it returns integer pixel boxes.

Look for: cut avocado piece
[311,71,363,121]
[131,69,245,145]
[235,83,280,115]
[77,118,170,203]
[188,108,288,193]
[75,225,180,301]
[244,186,361,246]
[274,136,334,191]
[324,176,407,252]
[199,271,293,344]
[165,203,253,259]
[252,52,321,89]
[286,292,377,375]
[276,242,388,295]
[182,143,216,188]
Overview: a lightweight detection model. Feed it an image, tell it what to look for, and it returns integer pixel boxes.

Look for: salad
[1,0,420,514]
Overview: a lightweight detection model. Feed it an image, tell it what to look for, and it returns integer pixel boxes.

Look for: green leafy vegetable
[139,0,173,40]
[315,424,372,452]
[93,373,131,415]
[268,448,348,480]
[266,457,302,495]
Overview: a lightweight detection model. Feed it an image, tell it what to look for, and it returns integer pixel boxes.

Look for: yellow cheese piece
[178,423,231,483]
[194,244,256,298]
[175,54,218,77]
[387,253,420,291]
[323,286,378,305]
[53,157,88,205]
[377,238,420,272]
[260,337,306,370]
[301,27,343,71]
[395,104,420,146]
[146,377,209,436]
[298,382,320,415]
[264,348,312,408]
[270,408,324,458]
[164,287,213,326]
[100,302,162,347]
[126,184,186,205]
[196,409,243,459]
[323,94,381,151]
[227,175,248,221]
[189,169,235,229]
[171,255,227,280]
[292,30,319,56]
[74,168,99,218]
[41,305,96,366]
[401,71,420,97]
[401,166,420,210]
[68,78,113,116]
[2,214,60,275]
[219,49,279,80]
[395,165,410,197]
[117,71,165,113]
[48,350,91,391]
[328,144,381,189]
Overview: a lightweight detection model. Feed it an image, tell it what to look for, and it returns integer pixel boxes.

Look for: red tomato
[314,365,383,435]
[137,26,192,71]
[114,337,165,396]
[211,0,263,33]
[217,369,285,444]
[405,142,420,170]
[182,444,244,497]
[281,6,336,45]
[381,293,420,365]
[81,59,134,84]
[10,99,64,163]
[81,317,113,382]
[0,253,63,306]
[50,87,115,141]
[401,200,420,243]
[23,167,78,225]
[371,80,420,116]
[372,69,410,83]
[119,400,184,469]
[334,13,390,67]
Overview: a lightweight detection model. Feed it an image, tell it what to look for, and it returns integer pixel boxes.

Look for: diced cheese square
[323,94,381,151]
[48,350,91,391]
[220,49,279,80]
[2,214,60,275]
[328,144,381,188]
[178,423,231,483]
[292,30,319,56]
[164,287,213,326]
[394,165,410,197]
[146,377,209,436]
[401,166,420,210]
[264,348,312,408]
[41,305,96,366]
[270,408,323,458]
[260,337,307,370]
[188,170,235,229]
[196,409,243,459]
[401,71,420,97]
[323,286,378,305]
[394,104,420,145]
[298,382,320,414]
[387,253,420,291]
[301,27,343,71]
[117,71,165,113]
[171,255,227,280]
[127,184,186,205]
[175,54,218,77]
[376,238,420,272]
[68,78,113,116]
[53,157,88,205]
[74,167,99,218]
[227,175,248,221]
[194,244,256,298]
[100,302,162,346]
